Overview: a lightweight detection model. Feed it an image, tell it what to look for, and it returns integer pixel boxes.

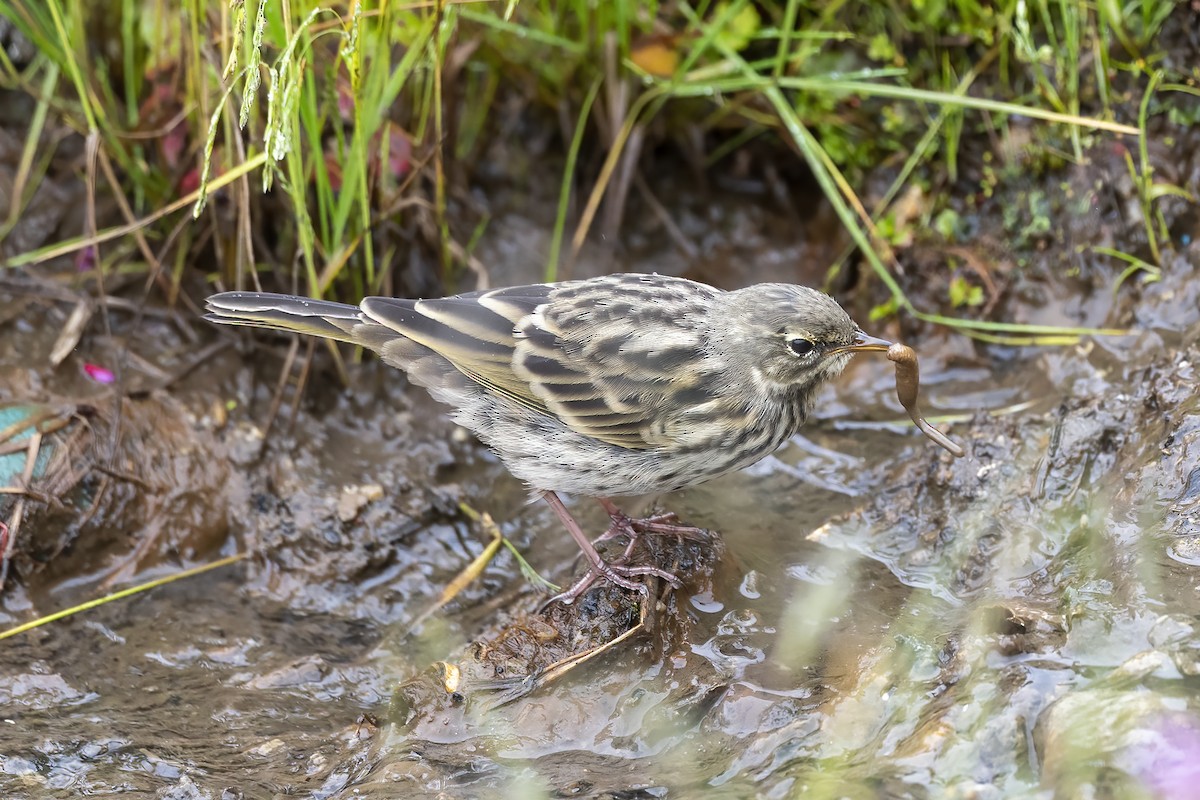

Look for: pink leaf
[83,363,115,384]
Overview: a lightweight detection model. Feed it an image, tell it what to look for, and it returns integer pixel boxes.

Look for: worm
[886,343,965,458]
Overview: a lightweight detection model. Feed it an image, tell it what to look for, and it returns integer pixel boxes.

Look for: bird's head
[711,283,891,395]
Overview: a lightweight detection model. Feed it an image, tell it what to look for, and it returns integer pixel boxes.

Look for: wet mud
[2,115,1200,800]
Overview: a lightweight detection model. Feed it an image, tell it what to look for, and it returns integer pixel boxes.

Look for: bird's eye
[787,338,816,357]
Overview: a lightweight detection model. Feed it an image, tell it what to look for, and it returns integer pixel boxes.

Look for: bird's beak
[827,330,893,356]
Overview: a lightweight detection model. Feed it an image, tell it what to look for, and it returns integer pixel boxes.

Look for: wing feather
[364,274,725,450]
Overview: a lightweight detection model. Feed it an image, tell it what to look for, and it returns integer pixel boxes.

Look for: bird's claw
[544,561,682,607]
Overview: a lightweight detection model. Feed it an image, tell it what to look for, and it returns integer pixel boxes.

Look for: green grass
[0,0,1186,341]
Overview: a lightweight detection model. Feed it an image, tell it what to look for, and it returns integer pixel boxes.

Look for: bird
[205,272,894,603]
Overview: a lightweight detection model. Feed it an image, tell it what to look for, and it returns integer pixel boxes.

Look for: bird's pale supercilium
[206,273,908,602]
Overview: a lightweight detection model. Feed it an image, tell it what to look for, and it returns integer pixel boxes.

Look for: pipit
[206,273,954,602]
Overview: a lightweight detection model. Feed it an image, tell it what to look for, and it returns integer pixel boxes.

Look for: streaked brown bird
[205,272,894,602]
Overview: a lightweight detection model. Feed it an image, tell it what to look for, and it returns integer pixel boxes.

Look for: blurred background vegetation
[0,0,1191,332]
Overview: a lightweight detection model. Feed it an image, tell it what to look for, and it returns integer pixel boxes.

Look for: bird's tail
[205,292,370,345]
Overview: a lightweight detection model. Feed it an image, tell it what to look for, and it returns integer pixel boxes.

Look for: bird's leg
[541,491,682,605]
[543,492,641,592]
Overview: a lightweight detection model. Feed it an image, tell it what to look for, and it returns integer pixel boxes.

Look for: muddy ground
[2,89,1200,800]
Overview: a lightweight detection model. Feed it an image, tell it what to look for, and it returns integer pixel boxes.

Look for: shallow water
[2,140,1200,800]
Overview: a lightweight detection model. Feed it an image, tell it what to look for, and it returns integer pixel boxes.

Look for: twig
[0,431,42,590]
[0,553,248,641]
[286,338,315,436]
[91,463,164,494]
[262,336,300,442]
[633,172,699,258]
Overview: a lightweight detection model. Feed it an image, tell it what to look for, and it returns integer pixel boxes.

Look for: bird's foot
[593,499,710,566]
[539,492,696,607]
[544,560,682,606]
[592,510,679,544]
[627,514,710,539]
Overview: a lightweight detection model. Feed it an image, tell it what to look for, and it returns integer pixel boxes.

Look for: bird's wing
[360,283,553,412]
[362,274,723,450]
